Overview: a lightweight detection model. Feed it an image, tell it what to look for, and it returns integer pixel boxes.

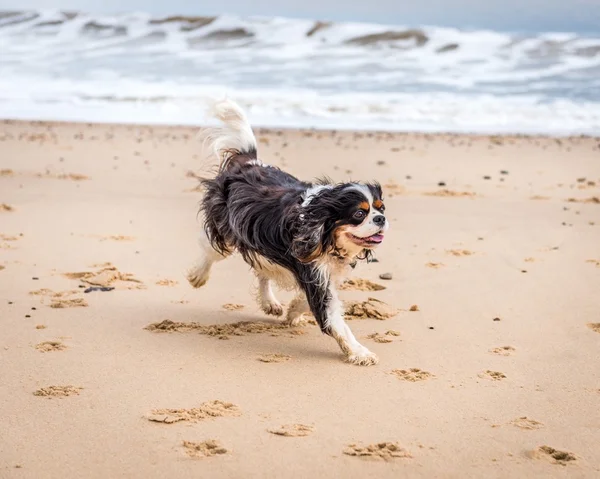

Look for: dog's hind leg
[284,294,310,326]
[257,276,284,316]
[187,231,229,288]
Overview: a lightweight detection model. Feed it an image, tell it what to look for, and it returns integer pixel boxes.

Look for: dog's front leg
[300,268,378,366]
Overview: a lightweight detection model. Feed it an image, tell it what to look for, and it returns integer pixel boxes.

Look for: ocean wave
[1,9,599,134]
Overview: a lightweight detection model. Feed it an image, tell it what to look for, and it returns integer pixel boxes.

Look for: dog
[187,99,388,365]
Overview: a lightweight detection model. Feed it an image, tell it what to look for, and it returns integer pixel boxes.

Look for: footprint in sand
[510,417,543,430]
[446,249,474,257]
[424,189,477,198]
[426,262,444,269]
[1,203,15,212]
[258,353,291,363]
[99,235,135,241]
[344,298,398,320]
[268,424,314,437]
[479,370,507,381]
[367,331,399,343]
[35,340,66,352]
[490,346,516,356]
[0,234,21,250]
[145,400,240,424]
[35,171,89,181]
[30,289,88,308]
[343,442,412,461]
[156,279,178,286]
[33,386,82,398]
[566,196,599,204]
[339,278,386,291]
[391,368,434,382]
[222,303,245,311]
[64,263,144,290]
[51,298,88,309]
[527,446,577,465]
[183,440,228,458]
[587,323,600,333]
[586,259,600,267]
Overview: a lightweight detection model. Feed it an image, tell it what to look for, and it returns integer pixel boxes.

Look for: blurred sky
[1,0,600,32]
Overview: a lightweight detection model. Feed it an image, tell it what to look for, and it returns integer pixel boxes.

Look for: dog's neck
[329,248,369,268]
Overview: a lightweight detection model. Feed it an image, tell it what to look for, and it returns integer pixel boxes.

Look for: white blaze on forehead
[344,183,374,205]
[301,184,333,207]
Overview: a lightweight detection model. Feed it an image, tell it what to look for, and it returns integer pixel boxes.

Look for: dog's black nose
[373,215,386,226]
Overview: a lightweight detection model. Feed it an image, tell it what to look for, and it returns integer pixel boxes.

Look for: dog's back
[200,100,309,265]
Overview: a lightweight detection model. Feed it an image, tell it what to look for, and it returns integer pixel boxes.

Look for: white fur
[257,276,283,316]
[301,184,333,207]
[204,98,258,167]
[187,230,229,288]
[326,287,379,365]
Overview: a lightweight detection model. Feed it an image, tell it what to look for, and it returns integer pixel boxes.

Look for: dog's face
[293,183,388,262]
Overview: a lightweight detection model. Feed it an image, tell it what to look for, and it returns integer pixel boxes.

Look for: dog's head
[292,182,388,263]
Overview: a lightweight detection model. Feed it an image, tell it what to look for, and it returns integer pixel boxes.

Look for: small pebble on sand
[379,273,393,280]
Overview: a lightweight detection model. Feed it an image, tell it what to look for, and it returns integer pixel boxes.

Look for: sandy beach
[1,119,599,478]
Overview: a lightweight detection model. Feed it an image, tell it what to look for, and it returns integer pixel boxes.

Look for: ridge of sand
[267,424,314,437]
[343,442,412,461]
[33,386,82,398]
[146,400,241,424]
[145,319,305,339]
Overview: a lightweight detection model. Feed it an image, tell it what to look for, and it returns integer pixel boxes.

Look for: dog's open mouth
[347,233,384,247]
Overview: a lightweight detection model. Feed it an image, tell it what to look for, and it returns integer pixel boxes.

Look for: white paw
[346,348,379,366]
[284,314,307,327]
[187,266,210,288]
[262,301,284,317]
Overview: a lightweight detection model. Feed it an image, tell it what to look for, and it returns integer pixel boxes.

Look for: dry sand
[1,120,599,478]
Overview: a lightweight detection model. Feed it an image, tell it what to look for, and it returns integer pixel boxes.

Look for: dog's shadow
[154,307,341,363]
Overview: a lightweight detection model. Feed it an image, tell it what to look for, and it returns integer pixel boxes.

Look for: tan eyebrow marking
[373,199,384,210]
[359,201,370,210]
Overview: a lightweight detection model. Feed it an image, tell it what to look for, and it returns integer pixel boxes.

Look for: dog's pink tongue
[368,234,384,243]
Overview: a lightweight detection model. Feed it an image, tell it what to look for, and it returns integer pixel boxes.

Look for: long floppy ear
[291,215,327,263]
[291,198,337,263]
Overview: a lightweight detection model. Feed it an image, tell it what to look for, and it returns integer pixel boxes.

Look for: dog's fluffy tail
[204,99,258,170]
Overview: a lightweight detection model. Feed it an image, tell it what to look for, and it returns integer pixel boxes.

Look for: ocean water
[1,9,600,134]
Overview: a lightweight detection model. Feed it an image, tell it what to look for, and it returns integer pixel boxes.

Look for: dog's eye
[353,210,367,220]
[378,204,385,212]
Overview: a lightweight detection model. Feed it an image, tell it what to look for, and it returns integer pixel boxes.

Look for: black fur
[200,154,383,335]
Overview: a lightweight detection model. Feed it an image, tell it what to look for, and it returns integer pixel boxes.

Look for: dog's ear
[292,217,326,263]
[291,200,337,263]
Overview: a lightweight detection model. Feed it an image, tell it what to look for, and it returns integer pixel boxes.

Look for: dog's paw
[283,314,307,327]
[187,267,209,288]
[346,348,379,366]
[262,301,284,317]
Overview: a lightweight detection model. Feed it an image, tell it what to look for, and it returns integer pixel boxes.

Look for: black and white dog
[188,100,388,365]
